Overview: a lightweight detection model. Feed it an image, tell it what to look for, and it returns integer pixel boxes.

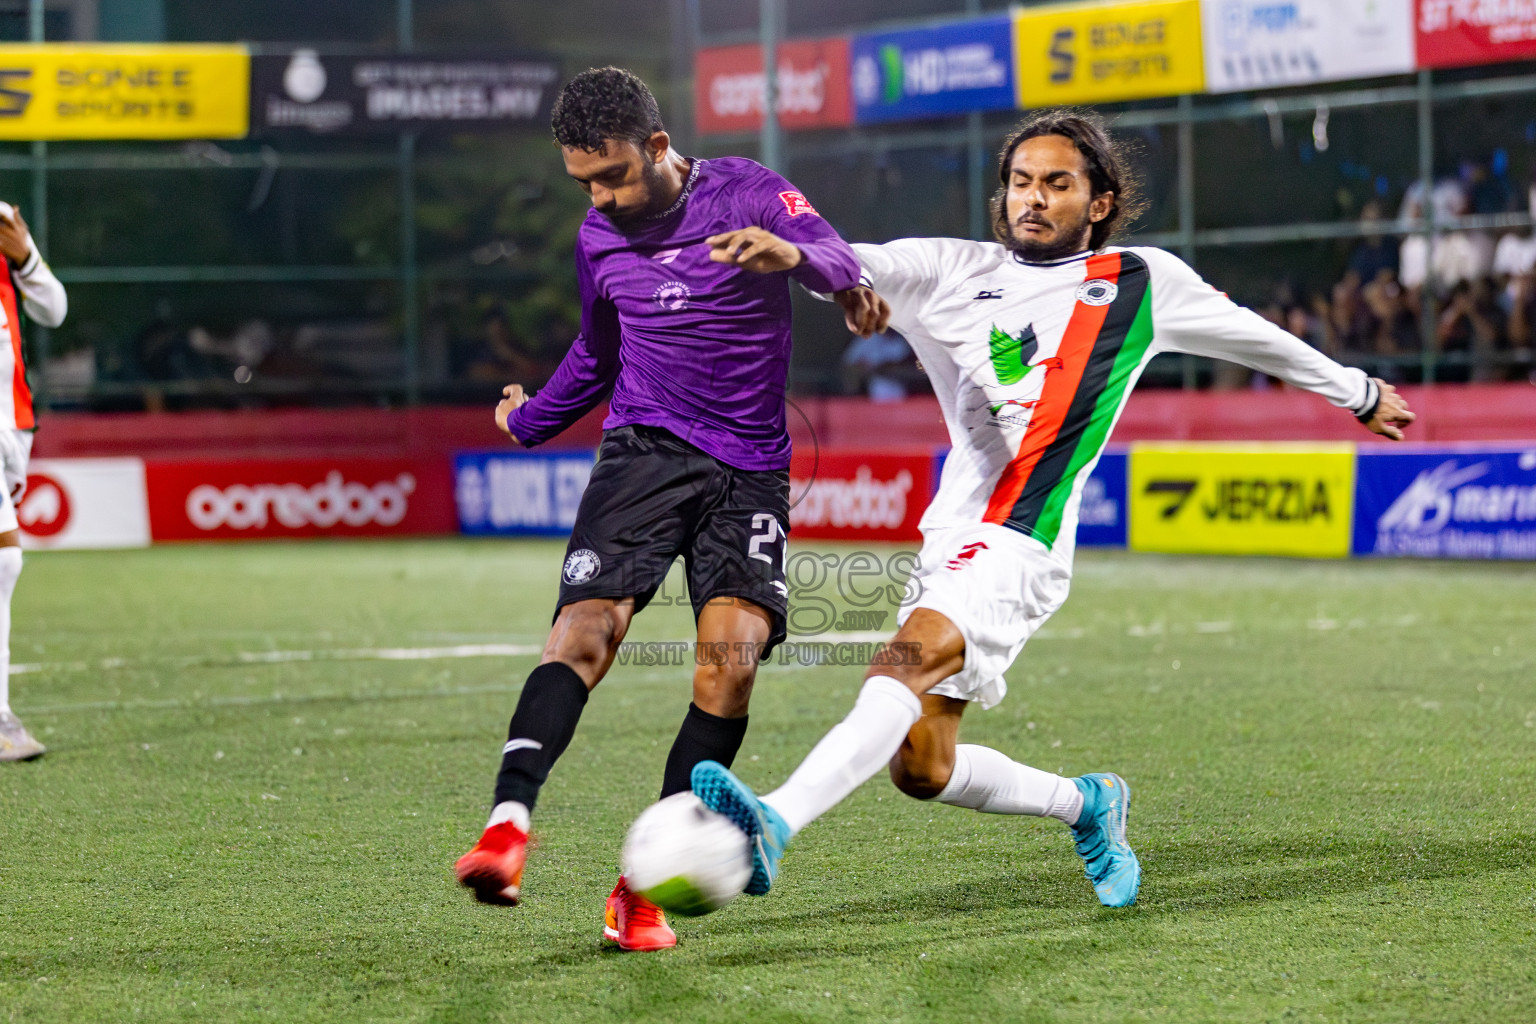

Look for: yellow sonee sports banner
[1014,0,1204,108]
[1129,443,1357,559]
[0,44,249,140]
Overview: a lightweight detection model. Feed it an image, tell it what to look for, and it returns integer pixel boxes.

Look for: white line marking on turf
[10,643,544,676]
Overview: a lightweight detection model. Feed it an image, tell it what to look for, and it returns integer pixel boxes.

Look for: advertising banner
[1015,0,1204,107]
[18,458,150,550]
[851,16,1015,125]
[1129,443,1356,557]
[1202,0,1414,92]
[695,37,853,135]
[0,44,248,140]
[1355,447,1536,559]
[932,446,1127,547]
[790,450,933,542]
[1415,0,1536,68]
[144,458,456,541]
[1076,450,1129,548]
[454,450,595,536]
[250,51,560,136]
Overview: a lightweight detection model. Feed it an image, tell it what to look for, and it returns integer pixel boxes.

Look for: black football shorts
[555,426,790,654]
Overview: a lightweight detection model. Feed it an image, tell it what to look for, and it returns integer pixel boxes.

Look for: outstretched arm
[497,249,621,446]
[0,206,65,328]
[1149,251,1415,440]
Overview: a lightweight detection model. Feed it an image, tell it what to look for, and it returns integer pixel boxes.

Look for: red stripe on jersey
[983,251,1121,526]
[0,267,32,429]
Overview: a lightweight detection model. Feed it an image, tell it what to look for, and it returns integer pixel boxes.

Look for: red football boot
[454,821,531,906]
[603,876,677,952]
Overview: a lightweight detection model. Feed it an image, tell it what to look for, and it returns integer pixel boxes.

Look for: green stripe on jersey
[1030,287,1156,547]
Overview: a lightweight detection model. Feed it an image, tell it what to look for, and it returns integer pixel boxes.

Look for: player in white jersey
[688,109,1414,907]
[0,201,67,762]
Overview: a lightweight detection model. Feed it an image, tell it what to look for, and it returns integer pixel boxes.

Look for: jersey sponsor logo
[17,472,69,537]
[1075,278,1118,306]
[563,548,601,584]
[945,540,988,570]
[778,190,818,216]
[652,280,691,310]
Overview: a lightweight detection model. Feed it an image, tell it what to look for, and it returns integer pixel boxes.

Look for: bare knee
[544,602,629,686]
[888,742,953,800]
[692,655,755,718]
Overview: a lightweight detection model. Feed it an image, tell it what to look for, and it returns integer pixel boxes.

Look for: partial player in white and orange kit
[689,109,1414,911]
[0,200,68,762]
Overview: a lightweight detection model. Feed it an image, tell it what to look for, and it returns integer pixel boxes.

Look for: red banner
[145,458,456,541]
[788,449,932,542]
[1416,0,1536,68]
[695,37,853,135]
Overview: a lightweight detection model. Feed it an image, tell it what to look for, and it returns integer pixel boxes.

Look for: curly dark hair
[550,66,665,152]
[991,107,1145,251]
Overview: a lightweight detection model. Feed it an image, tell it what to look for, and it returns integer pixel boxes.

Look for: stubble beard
[602,160,671,228]
[1004,207,1095,263]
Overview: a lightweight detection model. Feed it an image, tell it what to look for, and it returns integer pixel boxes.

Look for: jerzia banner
[250,51,560,136]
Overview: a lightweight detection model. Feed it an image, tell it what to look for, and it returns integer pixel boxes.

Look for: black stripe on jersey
[1005,251,1151,535]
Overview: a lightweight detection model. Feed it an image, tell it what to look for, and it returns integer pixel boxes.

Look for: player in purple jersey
[454,67,863,951]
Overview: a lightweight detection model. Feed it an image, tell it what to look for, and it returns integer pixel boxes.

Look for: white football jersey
[852,240,1377,562]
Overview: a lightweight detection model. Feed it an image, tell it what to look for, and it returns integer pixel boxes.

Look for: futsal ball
[621,792,752,916]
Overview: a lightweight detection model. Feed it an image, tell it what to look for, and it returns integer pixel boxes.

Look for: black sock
[660,703,750,799]
[493,662,590,812]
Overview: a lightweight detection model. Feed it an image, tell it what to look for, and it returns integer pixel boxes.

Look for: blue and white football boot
[1070,772,1141,907]
[690,760,791,896]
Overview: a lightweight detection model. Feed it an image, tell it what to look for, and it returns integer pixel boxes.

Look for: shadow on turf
[556,830,1536,967]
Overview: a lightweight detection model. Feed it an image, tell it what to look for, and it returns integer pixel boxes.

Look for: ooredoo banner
[1129,443,1357,558]
[1415,0,1536,68]
[1202,0,1414,92]
[19,458,150,550]
[145,458,456,541]
[694,37,853,135]
[789,450,932,542]
[1354,447,1536,558]
[851,16,1016,124]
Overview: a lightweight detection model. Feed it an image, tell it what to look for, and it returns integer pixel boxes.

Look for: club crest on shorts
[563,549,601,584]
[1076,279,1118,306]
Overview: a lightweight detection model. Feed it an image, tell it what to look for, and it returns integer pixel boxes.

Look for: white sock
[934,744,1084,825]
[486,800,531,833]
[0,546,20,717]
[762,676,922,835]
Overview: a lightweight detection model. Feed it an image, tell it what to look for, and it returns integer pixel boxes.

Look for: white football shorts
[0,428,33,534]
[896,522,1072,709]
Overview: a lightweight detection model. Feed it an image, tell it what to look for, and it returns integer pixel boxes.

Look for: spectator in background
[1437,278,1505,381]
[1346,200,1398,284]
[842,329,916,402]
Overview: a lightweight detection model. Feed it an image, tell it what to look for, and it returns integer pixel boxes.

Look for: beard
[1002,207,1095,263]
[600,160,672,227]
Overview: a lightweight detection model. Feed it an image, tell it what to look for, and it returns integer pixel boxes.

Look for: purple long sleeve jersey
[504,157,860,470]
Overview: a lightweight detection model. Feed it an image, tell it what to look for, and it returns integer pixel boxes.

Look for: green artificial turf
[1,539,1533,1022]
